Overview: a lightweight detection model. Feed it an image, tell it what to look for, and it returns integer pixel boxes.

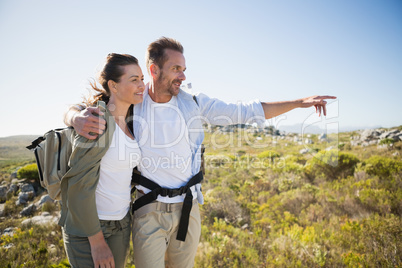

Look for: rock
[350,141,360,146]
[305,139,314,144]
[0,185,8,202]
[16,191,35,206]
[379,129,400,140]
[21,212,59,226]
[10,172,18,179]
[20,204,36,216]
[361,142,370,147]
[20,183,35,194]
[300,148,310,154]
[48,244,57,255]
[368,140,378,146]
[293,136,301,142]
[35,195,55,209]
[11,178,21,184]
[3,243,14,249]
[2,227,15,237]
[6,184,18,198]
[319,133,327,140]
[360,129,380,141]
[0,203,5,217]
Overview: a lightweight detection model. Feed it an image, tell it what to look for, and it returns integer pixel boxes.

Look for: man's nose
[179,71,186,81]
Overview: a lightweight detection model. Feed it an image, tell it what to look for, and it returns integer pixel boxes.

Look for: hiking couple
[61,36,336,268]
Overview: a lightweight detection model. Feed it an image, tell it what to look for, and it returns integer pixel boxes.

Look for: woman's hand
[88,231,115,268]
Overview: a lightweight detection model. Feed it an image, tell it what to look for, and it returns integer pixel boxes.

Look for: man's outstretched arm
[261,95,336,119]
[64,105,106,139]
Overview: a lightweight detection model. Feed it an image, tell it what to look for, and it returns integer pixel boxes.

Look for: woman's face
[113,64,145,105]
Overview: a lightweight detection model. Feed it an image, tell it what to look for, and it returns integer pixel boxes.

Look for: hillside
[0,135,36,168]
[0,127,401,267]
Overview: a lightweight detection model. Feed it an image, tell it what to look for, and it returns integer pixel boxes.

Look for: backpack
[26,127,75,200]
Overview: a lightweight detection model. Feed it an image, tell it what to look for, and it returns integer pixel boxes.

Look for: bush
[257,150,280,160]
[305,150,360,180]
[364,156,402,178]
[17,163,39,181]
[379,138,394,145]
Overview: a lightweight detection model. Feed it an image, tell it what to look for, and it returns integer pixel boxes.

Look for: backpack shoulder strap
[26,127,72,150]
[192,95,199,106]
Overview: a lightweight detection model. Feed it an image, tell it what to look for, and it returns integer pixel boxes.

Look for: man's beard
[158,71,180,96]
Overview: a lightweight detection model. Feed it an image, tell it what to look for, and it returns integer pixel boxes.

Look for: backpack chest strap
[131,171,203,241]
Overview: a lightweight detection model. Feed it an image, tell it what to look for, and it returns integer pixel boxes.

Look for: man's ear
[150,64,159,79]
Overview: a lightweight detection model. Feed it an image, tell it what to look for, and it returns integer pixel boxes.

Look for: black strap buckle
[159,188,168,197]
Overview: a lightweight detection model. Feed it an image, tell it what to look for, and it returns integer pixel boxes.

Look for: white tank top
[96,123,141,220]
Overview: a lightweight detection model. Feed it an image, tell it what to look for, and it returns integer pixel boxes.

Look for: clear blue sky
[0,0,401,137]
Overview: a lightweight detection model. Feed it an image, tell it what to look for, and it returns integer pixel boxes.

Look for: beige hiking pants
[132,199,201,268]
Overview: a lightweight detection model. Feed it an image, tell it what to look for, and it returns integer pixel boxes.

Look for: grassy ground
[1,129,401,267]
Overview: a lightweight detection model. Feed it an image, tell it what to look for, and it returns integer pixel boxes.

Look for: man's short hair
[146,37,184,70]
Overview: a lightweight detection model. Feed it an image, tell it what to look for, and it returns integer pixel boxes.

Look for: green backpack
[26,127,75,200]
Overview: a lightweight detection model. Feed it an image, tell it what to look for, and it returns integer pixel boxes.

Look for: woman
[59,53,144,268]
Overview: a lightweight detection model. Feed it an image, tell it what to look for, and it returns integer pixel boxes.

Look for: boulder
[35,195,56,209]
[20,204,36,216]
[3,243,15,249]
[379,129,400,140]
[6,184,18,198]
[21,212,59,226]
[350,141,360,147]
[300,148,310,154]
[0,185,8,202]
[305,139,314,144]
[48,244,57,255]
[20,183,35,194]
[2,227,15,237]
[360,129,380,141]
[319,133,327,141]
[16,191,35,206]
[0,203,5,217]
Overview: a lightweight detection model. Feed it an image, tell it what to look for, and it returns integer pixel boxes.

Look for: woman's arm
[88,231,115,268]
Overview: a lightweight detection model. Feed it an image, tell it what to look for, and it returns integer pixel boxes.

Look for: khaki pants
[63,211,131,268]
[132,200,201,268]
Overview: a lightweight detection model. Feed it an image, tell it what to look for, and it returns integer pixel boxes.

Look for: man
[65,37,336,268]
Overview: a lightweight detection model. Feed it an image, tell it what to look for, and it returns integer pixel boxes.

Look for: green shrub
[306,150,360,180]
[339,214,402,267]
[379,138,395,145]
[17,163,39,181]
[257,150,280,160]
[364,156,402,178]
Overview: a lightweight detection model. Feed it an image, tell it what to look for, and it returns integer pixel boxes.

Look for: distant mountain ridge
[277,124,384,134]
[0,135,37,167]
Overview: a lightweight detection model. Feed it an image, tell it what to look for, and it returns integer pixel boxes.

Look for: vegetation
[1,129,401,267]
[17,163,39,181]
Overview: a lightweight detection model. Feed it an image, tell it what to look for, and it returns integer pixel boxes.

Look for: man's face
[156,49,186,97]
